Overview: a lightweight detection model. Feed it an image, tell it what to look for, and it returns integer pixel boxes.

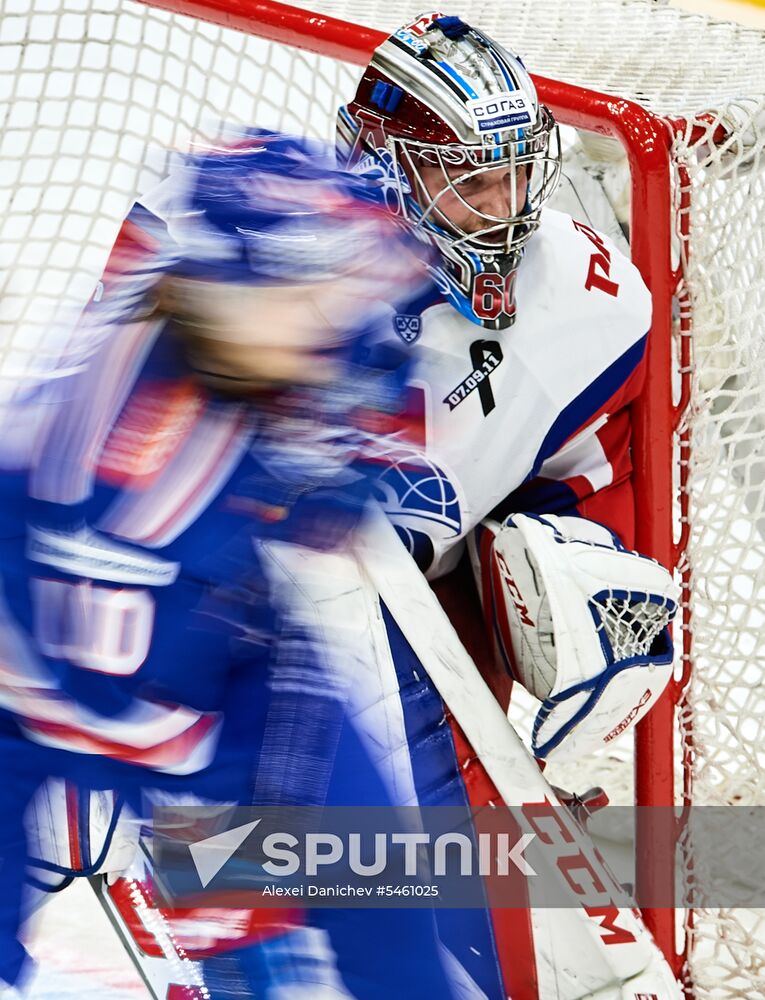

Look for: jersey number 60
[472,272,518,322]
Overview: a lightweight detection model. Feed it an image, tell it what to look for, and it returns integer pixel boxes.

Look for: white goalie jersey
[371,207,651,578]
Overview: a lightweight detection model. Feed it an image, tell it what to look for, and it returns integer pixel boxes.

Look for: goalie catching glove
[471,513,679,760]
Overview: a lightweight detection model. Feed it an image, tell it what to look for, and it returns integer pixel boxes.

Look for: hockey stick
[89,837,206,1000]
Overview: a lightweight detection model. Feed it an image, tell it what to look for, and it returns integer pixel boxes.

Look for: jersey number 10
[33,578,154,677]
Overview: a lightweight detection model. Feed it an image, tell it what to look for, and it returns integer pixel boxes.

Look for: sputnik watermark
[188,822,537,886]
[154,804,765,910]
[152,804,641,910]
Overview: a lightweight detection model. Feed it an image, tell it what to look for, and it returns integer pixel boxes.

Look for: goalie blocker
[470,513,679,760]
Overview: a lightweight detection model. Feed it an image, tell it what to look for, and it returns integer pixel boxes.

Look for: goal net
[3,0,765,995]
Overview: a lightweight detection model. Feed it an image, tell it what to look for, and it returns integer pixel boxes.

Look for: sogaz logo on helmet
[467,92,534,134]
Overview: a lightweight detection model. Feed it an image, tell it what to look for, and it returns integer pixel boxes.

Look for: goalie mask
[337,12,561,330]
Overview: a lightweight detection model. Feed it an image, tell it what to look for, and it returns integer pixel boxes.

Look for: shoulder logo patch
[393,314,422,344]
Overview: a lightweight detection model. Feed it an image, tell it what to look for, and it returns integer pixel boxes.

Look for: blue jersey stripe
[529,334,648,479]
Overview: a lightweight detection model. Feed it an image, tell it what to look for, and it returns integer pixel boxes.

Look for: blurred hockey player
[0,131,429,993]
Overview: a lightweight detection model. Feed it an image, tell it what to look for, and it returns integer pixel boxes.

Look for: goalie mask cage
[2,0,765,994]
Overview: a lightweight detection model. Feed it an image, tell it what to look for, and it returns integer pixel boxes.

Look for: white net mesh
[594,592,674,664]
[0,0,361,397]
[3,0,765,995]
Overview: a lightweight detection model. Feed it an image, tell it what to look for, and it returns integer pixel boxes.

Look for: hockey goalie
[1,12,684,1000]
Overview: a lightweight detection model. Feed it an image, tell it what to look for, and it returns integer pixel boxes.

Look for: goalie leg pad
[478,513,679,760]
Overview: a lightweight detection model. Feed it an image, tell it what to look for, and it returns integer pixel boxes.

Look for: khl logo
[394,314,422,344]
